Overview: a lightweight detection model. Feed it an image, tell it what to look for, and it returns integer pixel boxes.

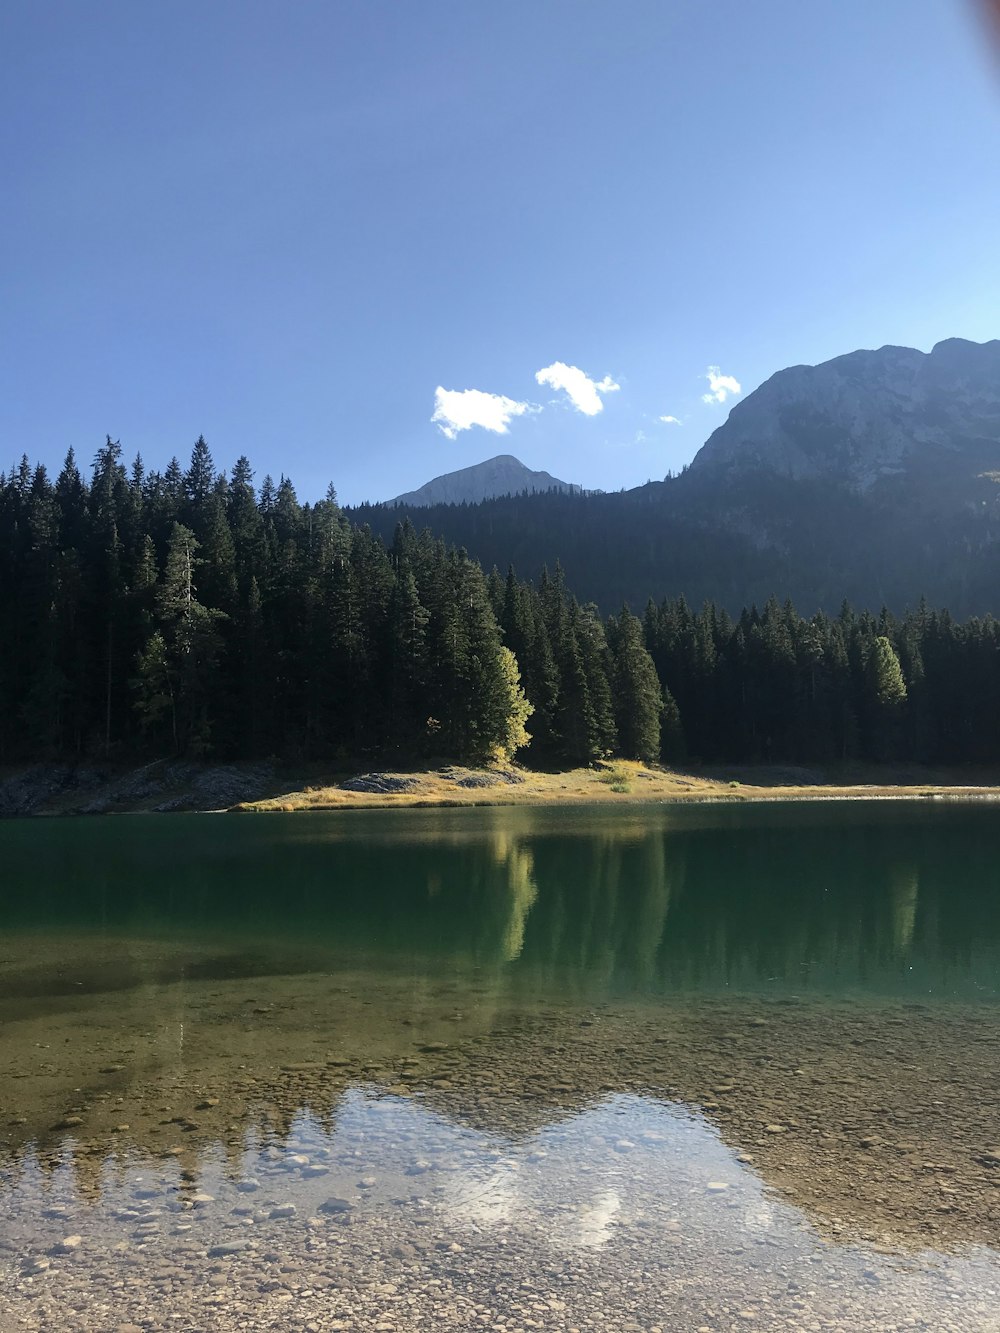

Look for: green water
[2,801,1000,998]
[2,802,1000,1331]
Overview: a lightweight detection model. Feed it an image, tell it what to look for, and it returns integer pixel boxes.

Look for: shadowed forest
[4,438,1000,769]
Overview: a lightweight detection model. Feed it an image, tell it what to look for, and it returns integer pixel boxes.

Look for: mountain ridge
[355,336,1000,617]
[387,454,580,507]
[690,336,1000,490]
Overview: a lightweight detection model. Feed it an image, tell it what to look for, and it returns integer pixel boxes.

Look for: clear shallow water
[2,802,1000,1330]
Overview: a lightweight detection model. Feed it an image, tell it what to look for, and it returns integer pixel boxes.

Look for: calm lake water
[2,802,1000,1331]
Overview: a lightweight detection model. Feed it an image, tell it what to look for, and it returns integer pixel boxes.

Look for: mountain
[691,337,1000,490]
[387,454,579,507]
[355,338,1000,617]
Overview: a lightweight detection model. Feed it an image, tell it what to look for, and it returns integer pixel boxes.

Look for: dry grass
[229,760,1000,814]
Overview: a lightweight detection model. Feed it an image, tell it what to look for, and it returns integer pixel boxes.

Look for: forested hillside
[4,437,1000,771]
[355,464,1000,620]
[358,339,1000,617]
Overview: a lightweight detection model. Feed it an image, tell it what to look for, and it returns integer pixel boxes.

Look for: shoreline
[5,757,1000,817]
[233,764,1000,814]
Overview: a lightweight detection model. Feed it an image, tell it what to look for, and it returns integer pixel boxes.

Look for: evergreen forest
[3,439,1000,771]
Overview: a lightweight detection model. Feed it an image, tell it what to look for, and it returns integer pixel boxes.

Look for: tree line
[1,439,998,770]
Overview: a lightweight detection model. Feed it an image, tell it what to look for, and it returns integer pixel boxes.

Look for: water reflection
[3,803,1000,1327]
[5,1083,1000,1331]
[3,803,1000,998]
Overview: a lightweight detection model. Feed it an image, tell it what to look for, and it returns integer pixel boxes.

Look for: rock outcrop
[690,337,1000,491]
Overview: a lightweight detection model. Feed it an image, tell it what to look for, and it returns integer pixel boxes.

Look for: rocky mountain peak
[690,338,1000,491]
[387,454,579,508]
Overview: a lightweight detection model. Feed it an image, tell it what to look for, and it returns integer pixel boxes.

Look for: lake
[2,801,1000,1330]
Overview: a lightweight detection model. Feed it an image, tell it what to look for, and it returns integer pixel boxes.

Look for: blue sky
[3,0,999,504]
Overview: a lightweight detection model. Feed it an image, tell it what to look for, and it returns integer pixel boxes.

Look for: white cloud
[535,362,620,416]
[659,414,682,425]
[701,366,741,405]
[431,386,533,440]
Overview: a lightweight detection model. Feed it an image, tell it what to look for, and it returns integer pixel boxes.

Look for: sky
[3,0,1000,505]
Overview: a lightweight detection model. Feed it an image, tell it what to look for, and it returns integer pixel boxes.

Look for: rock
[444,767,526,788]
[452,771,503,788]
[692,337,1000,494]
[341,773,419,794]
[0,759,275,816]
[318,1196,355,1215]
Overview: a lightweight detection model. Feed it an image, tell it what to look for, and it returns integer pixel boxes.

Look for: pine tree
[659,684,686,764]
[868,635,907,706]
[387,566,430,752]
[609,606,661,763]
[184,436,216,521]
[865,634,907,760]
[133,523,226,753]
[492,646,533,761]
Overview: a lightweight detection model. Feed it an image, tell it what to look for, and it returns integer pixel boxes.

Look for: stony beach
[3,934,1000,1331]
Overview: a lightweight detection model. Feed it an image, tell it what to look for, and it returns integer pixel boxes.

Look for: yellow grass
[230,760,1000,814]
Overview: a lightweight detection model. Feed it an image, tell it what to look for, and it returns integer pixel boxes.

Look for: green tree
[490,646,533,761]
[609,606,661,763]
[865,634,907,761]
[133,523,226,753]
[659,684,686,764]
[868,635,907,706]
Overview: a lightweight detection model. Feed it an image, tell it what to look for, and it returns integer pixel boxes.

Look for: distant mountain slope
[355,338,1000,616]
[691,337,1000,490]
[388,454,579,507]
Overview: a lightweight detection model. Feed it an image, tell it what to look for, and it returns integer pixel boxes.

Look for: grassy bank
[232,760,1000,813]
[7,758,1000,816]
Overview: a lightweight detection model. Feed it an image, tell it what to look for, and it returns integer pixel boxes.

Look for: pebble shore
[2,944,1000,1330]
